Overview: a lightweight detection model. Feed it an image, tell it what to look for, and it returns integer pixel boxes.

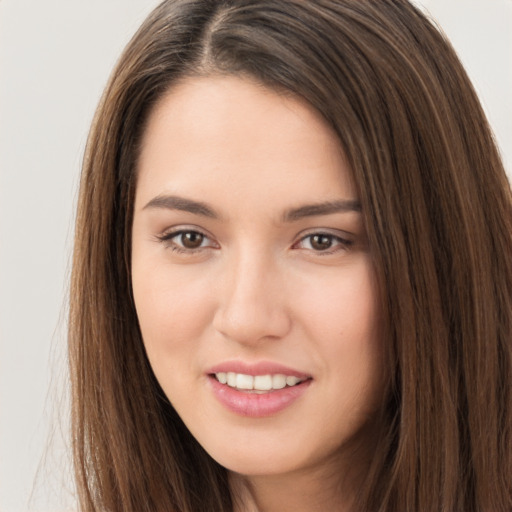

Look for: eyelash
[156,228,216,254]
[293,232,353,254]
[156,228,353,255]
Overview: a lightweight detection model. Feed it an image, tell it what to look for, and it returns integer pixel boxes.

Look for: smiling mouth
[211,372,309,393]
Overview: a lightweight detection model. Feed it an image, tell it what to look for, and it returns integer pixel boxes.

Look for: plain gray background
[1,1,511,511]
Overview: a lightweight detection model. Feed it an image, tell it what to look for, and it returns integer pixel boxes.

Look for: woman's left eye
[294,232,352,253]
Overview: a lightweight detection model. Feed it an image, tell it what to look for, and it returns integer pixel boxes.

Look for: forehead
[135,75,357,214]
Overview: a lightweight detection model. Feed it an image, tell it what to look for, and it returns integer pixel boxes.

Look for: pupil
[182,232,203,248]
[311,234,332,250]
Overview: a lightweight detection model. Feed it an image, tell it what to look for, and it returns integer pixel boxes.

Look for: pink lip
[206,361,312,418]
[207,360,311,379]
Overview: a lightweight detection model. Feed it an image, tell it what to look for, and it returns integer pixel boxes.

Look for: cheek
[296,260,384,408]
[296,259,380,346]
[131,262,215,373]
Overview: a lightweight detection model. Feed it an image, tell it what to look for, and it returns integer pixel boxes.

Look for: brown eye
[158,228,217,253]
[180,231,205,249]
[310,234,334,251]
[294,232,352,254]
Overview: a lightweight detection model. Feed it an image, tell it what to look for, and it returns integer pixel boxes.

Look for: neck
[229,454,367,512]
[228,418,381,512]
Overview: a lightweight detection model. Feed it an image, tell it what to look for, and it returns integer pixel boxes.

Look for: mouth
[210,372,309,393]
[206,364,312,417]
[206,361,312,416]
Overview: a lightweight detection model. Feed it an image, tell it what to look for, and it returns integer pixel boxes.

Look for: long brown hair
[69,1,512,510]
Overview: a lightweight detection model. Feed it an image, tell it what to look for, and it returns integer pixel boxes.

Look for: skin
[131,75,385,511]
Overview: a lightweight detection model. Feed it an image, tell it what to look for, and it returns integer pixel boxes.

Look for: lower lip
[208,376,311,418]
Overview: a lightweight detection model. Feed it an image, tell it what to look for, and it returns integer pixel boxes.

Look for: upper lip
[206,360,311,379]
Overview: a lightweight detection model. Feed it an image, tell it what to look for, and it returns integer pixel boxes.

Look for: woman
[69,1,512,511]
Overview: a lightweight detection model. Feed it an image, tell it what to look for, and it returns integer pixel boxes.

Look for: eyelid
[295,227,354,241]
[155,225,354,254]
[292,228,354,252]
[156,225,219,251]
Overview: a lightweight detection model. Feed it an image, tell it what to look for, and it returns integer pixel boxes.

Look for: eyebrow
[282,199,361,222]
[143,195,219,218]
[143,194,361,221]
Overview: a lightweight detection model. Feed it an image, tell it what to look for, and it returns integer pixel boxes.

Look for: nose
[212,249,292,345]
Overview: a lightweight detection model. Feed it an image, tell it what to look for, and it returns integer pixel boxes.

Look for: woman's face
[132,76,385,480]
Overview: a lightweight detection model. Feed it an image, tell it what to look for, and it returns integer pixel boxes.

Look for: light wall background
[0,1,510,511]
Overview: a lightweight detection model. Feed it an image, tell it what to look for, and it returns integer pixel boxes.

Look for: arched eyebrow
[282,200,361,222]
[143,195,219,218]
[143,194,361,221]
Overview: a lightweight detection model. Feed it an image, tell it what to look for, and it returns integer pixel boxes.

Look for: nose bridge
[213,244,290,344]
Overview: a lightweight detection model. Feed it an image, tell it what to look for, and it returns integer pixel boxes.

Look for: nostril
[213,307,291,345]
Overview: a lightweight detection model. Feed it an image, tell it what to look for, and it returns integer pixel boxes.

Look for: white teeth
[254,375,272,391]
[227,372,237,387]
[286,376,300,386]
[236,373,254,390]
[215,372,305,391]
[272,374,287,389]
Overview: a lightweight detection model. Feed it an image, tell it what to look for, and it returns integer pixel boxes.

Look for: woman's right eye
[157,229,217,253]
